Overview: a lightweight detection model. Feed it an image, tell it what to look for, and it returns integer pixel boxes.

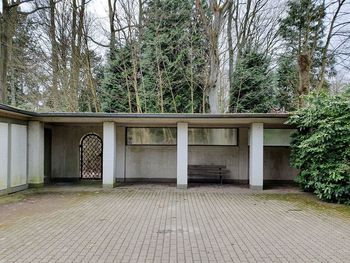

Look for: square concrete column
[177,122,188,189]
[28,121,44,187]
[103,122,116,188]
[249,123,264,190]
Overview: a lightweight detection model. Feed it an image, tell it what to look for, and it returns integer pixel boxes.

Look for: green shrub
[287,93,350,204]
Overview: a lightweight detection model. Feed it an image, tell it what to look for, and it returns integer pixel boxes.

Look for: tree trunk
[69,0,85,112]
[108,0,116,60]
[207,3,221,113]
[227,1,234,101]
[297,53,311,108]
[48,0,59,110]
[317,0,345,92]
[0,0,18,104]
[196,0,231,113]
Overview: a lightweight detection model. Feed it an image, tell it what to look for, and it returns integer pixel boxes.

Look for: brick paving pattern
[0,185,349,263]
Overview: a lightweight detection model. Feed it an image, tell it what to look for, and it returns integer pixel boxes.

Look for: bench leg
[220,175,223,185]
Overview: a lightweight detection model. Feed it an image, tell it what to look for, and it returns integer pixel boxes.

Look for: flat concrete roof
[0,104,292,126]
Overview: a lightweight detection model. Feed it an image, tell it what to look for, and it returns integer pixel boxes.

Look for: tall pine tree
[229,50,274,113]
[141,0,208,113]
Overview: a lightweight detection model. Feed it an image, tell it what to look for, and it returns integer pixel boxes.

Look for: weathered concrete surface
[264,147,298,181]
[10,124,27,187]
[48,124,297,184]
[177,123,188,188]
[0,123,9,191]
[126,145,177,180]
[103,122,116,187]
[125,128,248,182]
[51,125,102,179]
[116,126,126,181]
[28,121,44,186]
[249,123,264,189]
[0,185,349,263]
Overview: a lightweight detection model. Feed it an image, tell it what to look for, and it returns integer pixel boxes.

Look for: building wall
[125,146,177,180]
[188,146,241,182]
[0,122,9,191]
[124,128,249,182]
[51,125,102,179]
[44,128,52,183]
[0,118,28,195]
[10,124,28,187]
[50,125,297,183]
[264,147,298,181]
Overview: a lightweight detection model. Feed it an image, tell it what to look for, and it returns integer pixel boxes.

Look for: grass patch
[259,193,350,219]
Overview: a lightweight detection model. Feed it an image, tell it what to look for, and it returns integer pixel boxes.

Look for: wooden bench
[188,165,230,185]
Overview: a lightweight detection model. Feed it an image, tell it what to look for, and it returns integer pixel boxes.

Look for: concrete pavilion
[0,104,297,195]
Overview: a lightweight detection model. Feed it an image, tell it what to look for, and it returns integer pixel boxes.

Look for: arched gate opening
[80,133,103,180]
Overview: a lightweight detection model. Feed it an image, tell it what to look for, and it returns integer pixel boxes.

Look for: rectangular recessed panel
[127,128,177,145]
[188,128,238,146]
[10,124,27,187]
[0,123,8,190]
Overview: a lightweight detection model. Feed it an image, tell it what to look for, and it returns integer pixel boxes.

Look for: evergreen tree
[275,55,299,111]
[278,0,332,106]
[141,0,208,113]
[101,0,209,113]
[229,50,274,113]
[101,44,136,113]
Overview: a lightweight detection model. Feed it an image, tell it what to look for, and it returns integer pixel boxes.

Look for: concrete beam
[249,123,264,190]
[103,122,116,188]
[28,121,45,187]
[177,122,188,189]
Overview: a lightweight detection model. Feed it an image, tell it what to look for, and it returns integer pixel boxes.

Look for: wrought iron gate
[80,133,103,180]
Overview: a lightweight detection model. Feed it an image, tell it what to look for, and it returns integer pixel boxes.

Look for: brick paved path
[0,185,349,263]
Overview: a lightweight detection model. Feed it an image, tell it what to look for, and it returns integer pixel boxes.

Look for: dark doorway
[80,133,103,180]
[44,128,52,184]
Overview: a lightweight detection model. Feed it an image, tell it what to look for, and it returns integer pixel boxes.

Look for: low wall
[0,119,28,195]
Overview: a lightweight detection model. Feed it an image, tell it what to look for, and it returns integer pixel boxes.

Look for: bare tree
[317,0,349,92]
[0,0,51,104]
[196,0,232,113]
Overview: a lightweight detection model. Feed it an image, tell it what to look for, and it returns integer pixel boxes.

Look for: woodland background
[1,0,350,113]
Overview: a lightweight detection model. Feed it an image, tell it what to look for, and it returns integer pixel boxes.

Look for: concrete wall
[44,128,52,183]
[189,146,240,180]
[10,124,28,187]
[51,125,102,179]
[125,146,177,180]
[264,147,298,181]
[49,124,297,184]
[0,120,28,195]
[0,123,9,191]
[124,128,250,182]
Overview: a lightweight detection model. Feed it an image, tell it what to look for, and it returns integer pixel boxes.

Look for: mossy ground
[258,192,350,219]
[0,188,99,205]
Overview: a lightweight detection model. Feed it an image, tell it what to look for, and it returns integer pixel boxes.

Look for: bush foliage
[288,93,350,204]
